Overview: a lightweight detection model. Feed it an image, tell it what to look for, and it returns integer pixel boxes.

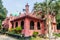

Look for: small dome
[12,12,19,16]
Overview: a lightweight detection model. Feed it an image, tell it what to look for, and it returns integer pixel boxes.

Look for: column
[24,18,29,37]
[51,15,56,33]
[18,21,20,27]
[14,22,15,28]
[52,23,57,33]
[9,20,12,31]
[34,21,37,30]
[53,17,57,33]
[41,21,45,34]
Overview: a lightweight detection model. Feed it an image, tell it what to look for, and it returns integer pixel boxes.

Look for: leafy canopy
[33,0,60,24]
[0,0,7,27]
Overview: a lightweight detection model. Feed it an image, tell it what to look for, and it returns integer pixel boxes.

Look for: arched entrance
[30,21,34,30]
[21,21,24,29]
[37,22,40,30]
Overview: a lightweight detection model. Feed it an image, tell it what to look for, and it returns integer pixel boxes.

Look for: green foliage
[0,0,7,27]
[15,26,22,31]
[33,31,38,37]
[30,36,42,40]
[54,33,60,37]
[33,0,59,14]
[33,0,60,27]
[0,20,2,27]
[11,26,22,34]
[1,28,8,33]
[11,29,16,34]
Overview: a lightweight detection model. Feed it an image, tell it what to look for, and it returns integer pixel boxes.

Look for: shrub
[33,31,38,37]
[16,26,22,31]
[1,28,8,33]
[15,26,22,33]
[11,28,16,34]
[11,26,22,34]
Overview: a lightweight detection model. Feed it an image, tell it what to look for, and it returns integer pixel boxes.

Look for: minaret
[25,3,29,15]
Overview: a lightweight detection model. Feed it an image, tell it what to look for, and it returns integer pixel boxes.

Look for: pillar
[34,21,37,30]
[40,21,45,34]
[9,19,12,31]
[52,23,57,33]
[14,22,15,28]
[24,18,30,37]
[52,16,57,33]
[18,21,20,27]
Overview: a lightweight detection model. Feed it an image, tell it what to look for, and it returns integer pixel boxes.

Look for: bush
[33,31,38,37]
[15,26,22,33]
[16,26,22,31]
[11,26,22,34]
[11,28,16,34]
[1,28,8,33]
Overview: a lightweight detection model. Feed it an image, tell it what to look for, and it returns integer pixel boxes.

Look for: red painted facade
[2,4,57,37]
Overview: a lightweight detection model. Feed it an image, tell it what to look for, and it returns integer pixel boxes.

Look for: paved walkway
[0,34,18,40]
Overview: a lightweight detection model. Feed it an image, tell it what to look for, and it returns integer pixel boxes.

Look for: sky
[2,0,44,16]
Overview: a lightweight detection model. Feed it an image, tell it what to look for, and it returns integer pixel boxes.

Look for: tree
[33,0,60,39]
[0,0,7,27]
[33,0,60,28]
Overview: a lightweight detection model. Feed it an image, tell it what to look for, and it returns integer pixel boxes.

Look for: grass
[54,33,60,37]
[30,36,42,40]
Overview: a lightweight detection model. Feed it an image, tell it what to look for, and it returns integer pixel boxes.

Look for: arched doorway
[12,22,14,28]
[37,22,40,30]
[30,21,34,30]
[15,22,18,27]
[21,21,24,29]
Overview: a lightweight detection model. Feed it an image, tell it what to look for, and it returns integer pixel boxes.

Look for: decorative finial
[10,13,12,16]
[19,12,21,15]
[25,3,29,7]
[25,3,29,14]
